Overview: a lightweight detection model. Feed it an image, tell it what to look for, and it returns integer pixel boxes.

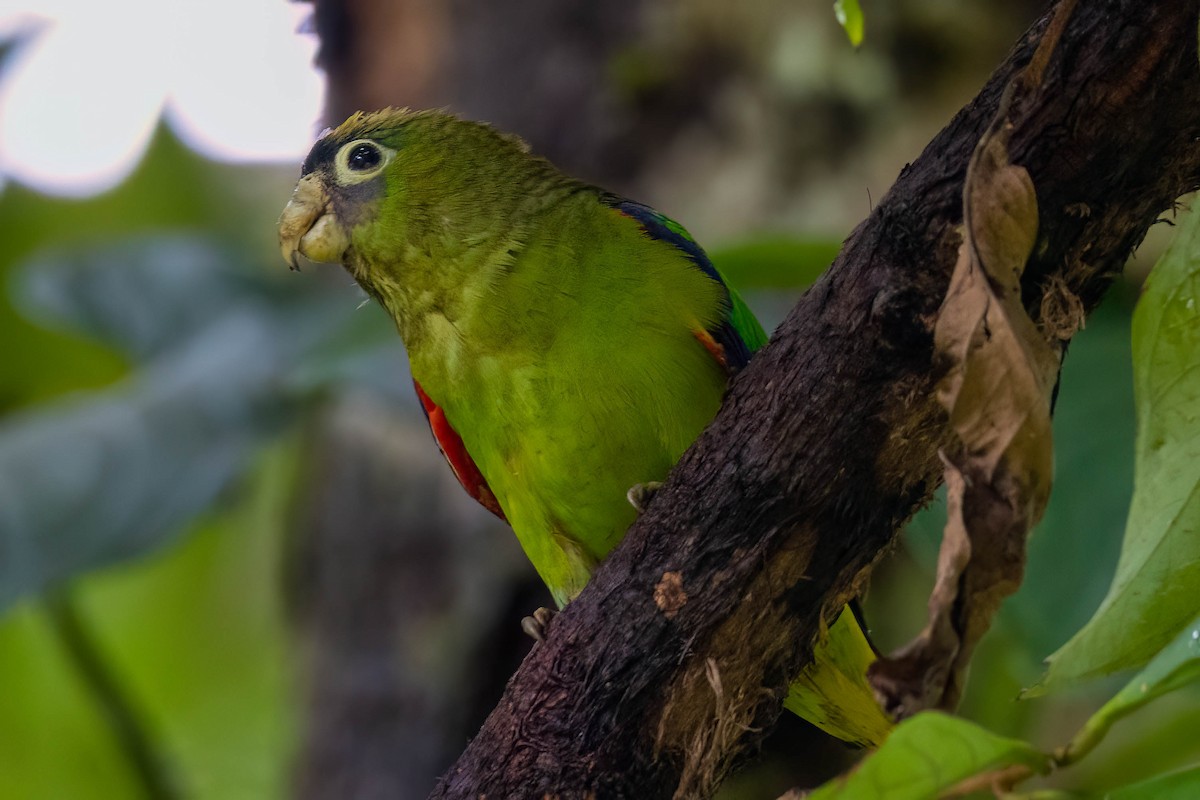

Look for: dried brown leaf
[870,101,1059,717]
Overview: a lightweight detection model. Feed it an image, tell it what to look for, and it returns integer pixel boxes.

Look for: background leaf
[16,238,250,361]
[708,236,840,290]
[0,448,300,800]
[834,0,865,47]
[0,236,381,613]
[0,313,289,610]
[1039,207,1200,689]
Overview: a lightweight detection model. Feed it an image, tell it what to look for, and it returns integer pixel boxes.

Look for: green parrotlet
[278,108,892,746]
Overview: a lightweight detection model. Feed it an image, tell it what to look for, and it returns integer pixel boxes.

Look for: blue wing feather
[608,198,763,371]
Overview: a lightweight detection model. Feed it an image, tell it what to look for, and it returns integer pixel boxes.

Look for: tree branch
[430,2,1200,798]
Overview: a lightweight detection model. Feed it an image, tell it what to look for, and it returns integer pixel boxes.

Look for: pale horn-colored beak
[277,174,350,270]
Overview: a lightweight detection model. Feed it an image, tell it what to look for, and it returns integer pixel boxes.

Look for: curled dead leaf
[870,95,1060,717]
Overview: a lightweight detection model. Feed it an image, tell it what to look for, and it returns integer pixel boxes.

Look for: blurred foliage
[3,241,300,608]
[1,2,1196,799]
[0,173,413,612]
[0,445,297,800]
[833,0,865,48]
[0,124,406,799]
[709,235,841,290]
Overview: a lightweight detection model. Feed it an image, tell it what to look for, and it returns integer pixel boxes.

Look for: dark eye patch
[346,143,382,172]
[300,135,337,176]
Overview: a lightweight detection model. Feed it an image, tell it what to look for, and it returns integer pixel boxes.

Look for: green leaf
[1010,293,1136,659]
[806,712,1048,799]
[1103,764,1200,799]
[0,234,421,611]
[1037,207,1200,690]
[834,0,865,47]
[15,237,350,365]
[1059,613,1200,764]
[17,238,248,361]
[0,236,364,611]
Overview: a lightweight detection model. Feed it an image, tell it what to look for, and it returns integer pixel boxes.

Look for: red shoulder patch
[412,380,507,521]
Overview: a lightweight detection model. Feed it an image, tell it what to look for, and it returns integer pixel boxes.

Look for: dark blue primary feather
[607,198,758,371]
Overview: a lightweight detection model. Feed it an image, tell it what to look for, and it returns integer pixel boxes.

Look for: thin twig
[46,588,181,800]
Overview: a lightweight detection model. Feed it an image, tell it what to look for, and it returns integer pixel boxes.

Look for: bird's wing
[607,198,767,373]
[413,379,507,521]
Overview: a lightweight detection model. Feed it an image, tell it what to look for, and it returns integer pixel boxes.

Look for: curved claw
[626,481,664,513]
[521,607,558,643]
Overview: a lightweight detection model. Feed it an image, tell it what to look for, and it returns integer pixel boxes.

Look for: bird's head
[278,107,423,272]
[277,108,538,278]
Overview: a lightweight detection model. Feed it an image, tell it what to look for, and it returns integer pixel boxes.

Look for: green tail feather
[784,606,894,747]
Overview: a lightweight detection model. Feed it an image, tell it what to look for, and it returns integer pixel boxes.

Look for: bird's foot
[521,607,558,643]
[626,481,664,513]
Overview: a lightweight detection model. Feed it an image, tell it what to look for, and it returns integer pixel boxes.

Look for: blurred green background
[1,1,1194,798]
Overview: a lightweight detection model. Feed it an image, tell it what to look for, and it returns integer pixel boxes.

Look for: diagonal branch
[429,2,1200,798]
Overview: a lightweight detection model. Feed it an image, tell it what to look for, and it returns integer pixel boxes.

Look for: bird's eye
[346,143,382,172]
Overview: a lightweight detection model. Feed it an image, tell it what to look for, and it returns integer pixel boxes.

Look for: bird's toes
[626,481,664,513]
[521,606,558,643]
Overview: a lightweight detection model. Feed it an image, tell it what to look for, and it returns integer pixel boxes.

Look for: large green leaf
[805,712,1048,799]
[1038,208,1200,689]
[0,312,291,610]
[1011,294,1135,658]
[16,238,251,361]
[1059,613,1200,765]
[0,236,391,613]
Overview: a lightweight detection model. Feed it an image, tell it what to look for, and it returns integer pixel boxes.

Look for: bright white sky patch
[0,0,324,197]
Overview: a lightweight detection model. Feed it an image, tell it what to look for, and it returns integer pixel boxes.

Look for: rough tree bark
[429,2,1200,798]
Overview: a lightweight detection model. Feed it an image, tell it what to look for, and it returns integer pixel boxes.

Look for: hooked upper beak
[278,174,350,270]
